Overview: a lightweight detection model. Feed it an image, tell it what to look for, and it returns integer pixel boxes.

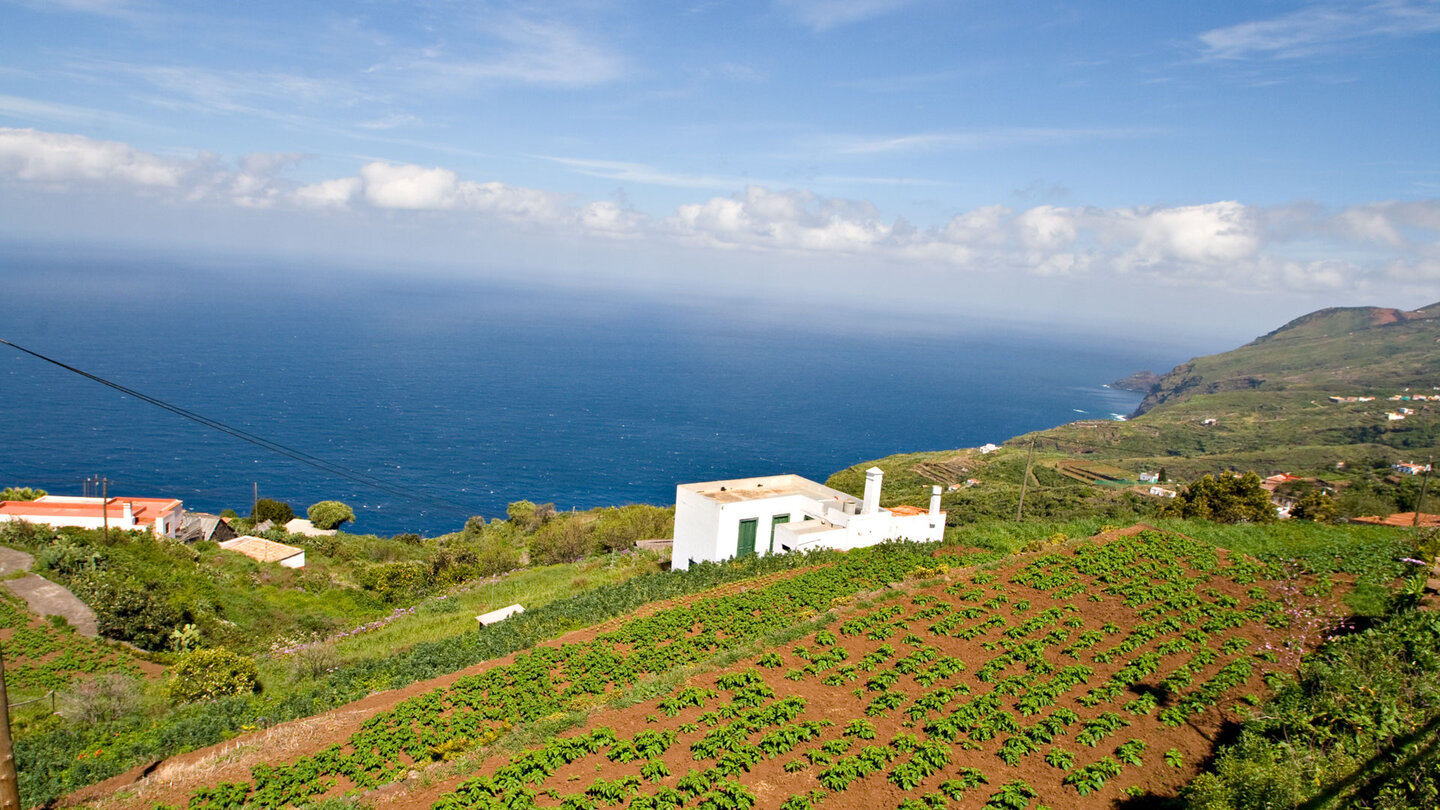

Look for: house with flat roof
[671,467,945,571]
[0,495,184,538]
[218,535,305,568]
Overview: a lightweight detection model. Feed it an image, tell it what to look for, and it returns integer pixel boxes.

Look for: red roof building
[0,495,184,537]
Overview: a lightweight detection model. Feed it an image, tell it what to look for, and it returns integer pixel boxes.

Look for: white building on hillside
[671,467,945,571]
[0,495,183,538]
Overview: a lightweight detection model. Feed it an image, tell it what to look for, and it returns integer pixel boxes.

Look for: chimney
[929,486,942,519]
[121,501,133,526]
[862,467,883,515]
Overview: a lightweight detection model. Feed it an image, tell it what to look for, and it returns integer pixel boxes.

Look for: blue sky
[1,0,1438,336]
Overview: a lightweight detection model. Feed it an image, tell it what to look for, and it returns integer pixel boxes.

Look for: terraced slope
[110,528,1365,810]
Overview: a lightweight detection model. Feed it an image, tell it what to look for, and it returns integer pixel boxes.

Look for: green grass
[258,551,665,685]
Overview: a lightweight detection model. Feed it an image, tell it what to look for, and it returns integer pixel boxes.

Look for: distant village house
[671,468,945,571]
[0,495,183,537]
[177,511,239,544]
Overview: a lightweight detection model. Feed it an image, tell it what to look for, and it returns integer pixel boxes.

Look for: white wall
[672,489,817,570]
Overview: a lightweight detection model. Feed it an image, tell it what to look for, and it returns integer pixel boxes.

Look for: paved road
[0,546,34,576]
[0,547,99,637]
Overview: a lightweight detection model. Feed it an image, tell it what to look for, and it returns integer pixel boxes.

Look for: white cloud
[1199,1,1440,60]
[0,127,180,187]
[778,0,918,31]
[360,162,462,209]
[2,127,1438,301]
[294,177,361,209]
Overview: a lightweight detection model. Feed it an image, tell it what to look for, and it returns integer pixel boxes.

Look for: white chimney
[121,501,133,526]
[862,467,884,515]
[929,486,942,519]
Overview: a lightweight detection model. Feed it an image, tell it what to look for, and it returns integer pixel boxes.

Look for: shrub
[63,674,143,725]
[357,561,428,602]
[306,501,355,531]
[70,572,182,651]
[506,501,555,532]
[475,533,522,577]
[0,486,46,501]
[530,517,592,564]
[166,648,259,704]
[251,499,294,525]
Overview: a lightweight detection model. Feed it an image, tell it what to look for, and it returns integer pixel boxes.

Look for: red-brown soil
[70,529,1336,810]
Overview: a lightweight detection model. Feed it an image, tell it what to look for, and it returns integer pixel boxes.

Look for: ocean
[0,253,1189,536]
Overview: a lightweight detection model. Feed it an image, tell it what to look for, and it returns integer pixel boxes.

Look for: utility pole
[0,647,23,809]
[1413,456,1433,529]
[253,482,259,515]
[101,477,108,537]
[1016,439,1036,522]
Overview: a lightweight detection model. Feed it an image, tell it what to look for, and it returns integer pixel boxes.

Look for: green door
[737,519,758,558]
[770,515,790,553]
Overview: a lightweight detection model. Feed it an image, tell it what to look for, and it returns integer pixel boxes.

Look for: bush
[70,572,183,651]
[529,517,592,565]
[506,500,555,532]
[475,533,522,577]
[592,505,674,553]
[357,561,427,602]
[63,674,143,725]
[166,648,260,704]
[251,498,294,525]
[306,501,355,530]
[1,486,46,501]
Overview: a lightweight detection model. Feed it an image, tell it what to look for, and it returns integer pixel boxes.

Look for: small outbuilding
[476,604,525,626]
[219,535,306,568]
[178,512,238,544]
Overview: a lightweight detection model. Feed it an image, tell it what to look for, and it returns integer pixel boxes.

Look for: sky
[1,0,1438,339]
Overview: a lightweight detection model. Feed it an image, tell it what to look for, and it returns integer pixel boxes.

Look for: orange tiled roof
[1352,512,1440,528]
[885,505,929,516]
[0,496,181,523]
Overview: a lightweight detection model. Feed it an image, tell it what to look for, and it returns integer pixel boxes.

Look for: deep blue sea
[0,252,1191,536]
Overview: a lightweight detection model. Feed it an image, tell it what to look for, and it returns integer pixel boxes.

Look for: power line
[0,338,477,516]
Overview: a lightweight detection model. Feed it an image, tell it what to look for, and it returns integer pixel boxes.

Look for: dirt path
[2,561,100,638]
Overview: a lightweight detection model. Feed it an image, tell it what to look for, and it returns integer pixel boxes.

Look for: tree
[1160,472,1276,523]
[251,498,294,525]
[1157,468,1169,484]
[306,500,355,530]
[1291,491,1338,523]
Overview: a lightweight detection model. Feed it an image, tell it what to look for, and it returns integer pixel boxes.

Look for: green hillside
[830,302,1440,524]
[1136,302,1440,414]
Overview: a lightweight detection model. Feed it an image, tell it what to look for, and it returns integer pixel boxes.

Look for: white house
[1139,472,1160,484]
[671,468,945,571]
[0,495,184,538]
[1149,486,1178,498]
